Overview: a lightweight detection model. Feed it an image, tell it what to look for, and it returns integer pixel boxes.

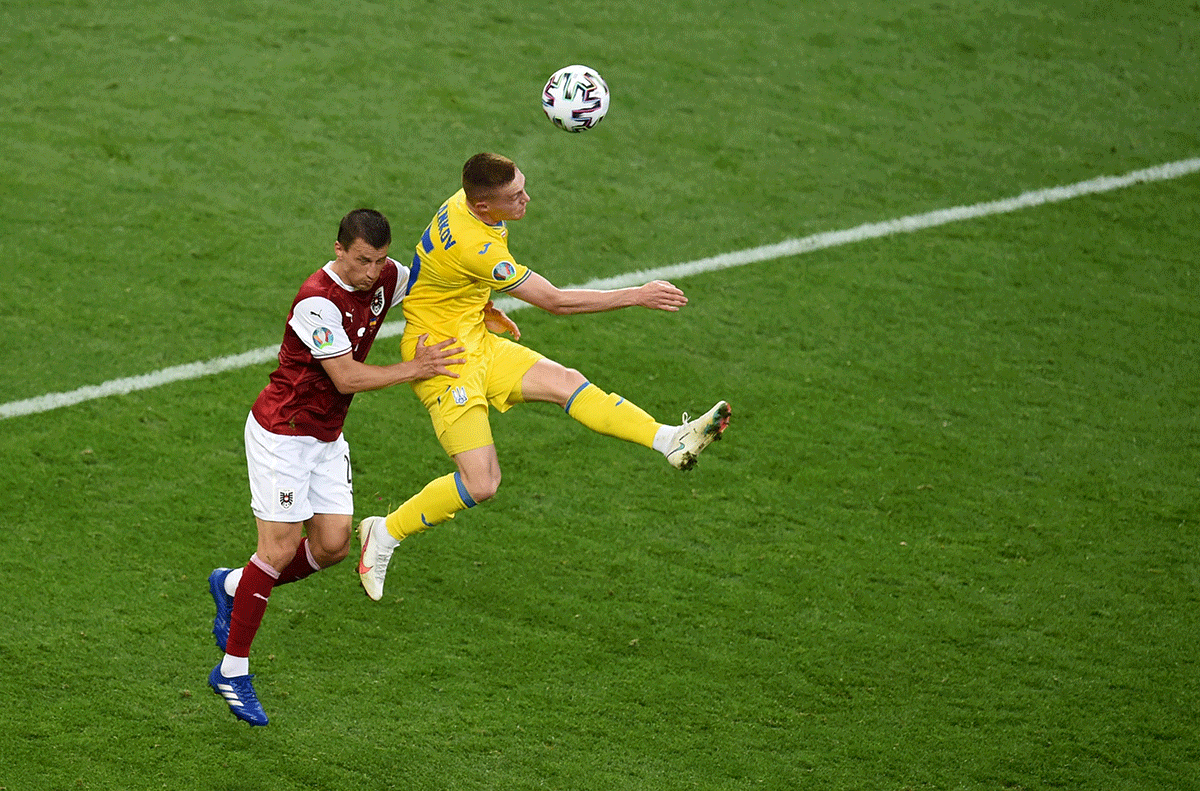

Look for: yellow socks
[384,472,477,540]
[383,384,659,542]
[564,383,661,448]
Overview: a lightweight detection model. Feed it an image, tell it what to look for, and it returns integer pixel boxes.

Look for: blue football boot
[208,664,268,727]
[208,568,234,651]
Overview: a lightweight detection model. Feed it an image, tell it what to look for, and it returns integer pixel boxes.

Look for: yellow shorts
[404,332,544,457]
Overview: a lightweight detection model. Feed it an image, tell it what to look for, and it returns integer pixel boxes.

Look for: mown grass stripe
[4,156,1198,421]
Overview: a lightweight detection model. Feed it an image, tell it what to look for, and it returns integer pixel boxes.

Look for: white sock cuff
[224,567,244,597]
[652,423,677,456]
[377,521,400,550]
[303,539,320,571]
[250,553,281,579]
[221,654,250,678]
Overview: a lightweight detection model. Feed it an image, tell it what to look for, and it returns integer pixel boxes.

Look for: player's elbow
[536,293,579,315]
[518,285,574,315]
[320,354,367,395]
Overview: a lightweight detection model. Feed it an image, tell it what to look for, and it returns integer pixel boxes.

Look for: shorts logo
[451,386,468,406]
[312,327,334,349]
[491,261,516,282]
[371,287,385,316]
[279,490,295,510]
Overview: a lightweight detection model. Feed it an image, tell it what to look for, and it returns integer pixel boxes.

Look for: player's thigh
[486,336,547,407]
[410,356,490,440]
[244,414,319,523]
[305,433,354,518]
[517,358,587,406]
[410,346,502,457]
[438,403,496,458]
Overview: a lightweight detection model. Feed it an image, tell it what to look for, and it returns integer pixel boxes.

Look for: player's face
[488,168,530,221]
[333,238,390,291]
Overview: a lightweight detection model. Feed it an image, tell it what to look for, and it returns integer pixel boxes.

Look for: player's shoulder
[291,264,337,302]
[381,256,407,296]
[381,256,403,282]
[445,189,469,215]
[439,190,469,230]
[446,191,508,239]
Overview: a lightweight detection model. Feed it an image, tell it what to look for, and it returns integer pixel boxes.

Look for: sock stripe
[563,381,592,414]
[302,538,319,572]
[249,553,280,579]
[453,472,478,509]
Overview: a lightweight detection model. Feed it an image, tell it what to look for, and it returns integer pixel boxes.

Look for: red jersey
[251,261,405,442]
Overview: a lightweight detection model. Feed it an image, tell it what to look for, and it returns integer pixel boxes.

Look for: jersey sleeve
[461,238,531,293]
[288,296,353,359]
[390,258,410,307]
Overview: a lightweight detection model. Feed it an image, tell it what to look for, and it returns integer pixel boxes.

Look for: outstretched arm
[321,334,465,395]
[508,271,687,316]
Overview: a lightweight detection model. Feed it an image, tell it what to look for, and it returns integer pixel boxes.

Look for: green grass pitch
[1,1,1198,789]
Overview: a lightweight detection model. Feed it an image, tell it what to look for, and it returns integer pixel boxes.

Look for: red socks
[224,539,322,659]
[277,537,321,584]
[225,555,277,659]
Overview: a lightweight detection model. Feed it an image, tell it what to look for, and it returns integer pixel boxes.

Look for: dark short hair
[462,153,517,203]
[337,208,391,250]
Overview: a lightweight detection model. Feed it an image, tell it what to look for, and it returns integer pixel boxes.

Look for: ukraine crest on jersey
[403,189,531,351]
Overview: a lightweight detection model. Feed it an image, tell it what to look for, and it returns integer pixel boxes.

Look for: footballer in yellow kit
[399,186,543,456]
[356,153,732,602]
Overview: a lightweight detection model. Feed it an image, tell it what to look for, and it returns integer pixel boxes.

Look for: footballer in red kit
[252,260,401,441]
[205,209,474,727]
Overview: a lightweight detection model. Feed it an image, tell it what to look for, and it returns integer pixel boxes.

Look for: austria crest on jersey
[369,285,386,329]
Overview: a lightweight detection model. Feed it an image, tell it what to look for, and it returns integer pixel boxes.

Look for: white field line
[4,156,1199,421]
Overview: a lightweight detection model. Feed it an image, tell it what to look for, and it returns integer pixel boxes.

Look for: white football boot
[665,401,732,471]
[357,516,396,601]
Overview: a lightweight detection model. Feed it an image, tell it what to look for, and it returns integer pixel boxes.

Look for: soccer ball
[541,65,610,133]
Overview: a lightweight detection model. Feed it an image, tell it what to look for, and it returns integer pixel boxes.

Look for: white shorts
[244,413,353,523]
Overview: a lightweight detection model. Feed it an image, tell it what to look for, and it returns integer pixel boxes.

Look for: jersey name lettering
[436,204,456,250]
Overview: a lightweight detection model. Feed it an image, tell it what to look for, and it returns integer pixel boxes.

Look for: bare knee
[309,535,350,567]
[255,521,305,572]
[454,446,502,505]
[561,366,586,388]
[461,467,501,504]
[305,516,352,568]
[554,367,587,406]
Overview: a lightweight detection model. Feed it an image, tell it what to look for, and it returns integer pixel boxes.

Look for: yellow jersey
[402,189,531,354]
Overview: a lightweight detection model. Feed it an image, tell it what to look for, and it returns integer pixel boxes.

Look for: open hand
[638,280,688,312]
[412,334,466,378]
[484,300,521,340]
